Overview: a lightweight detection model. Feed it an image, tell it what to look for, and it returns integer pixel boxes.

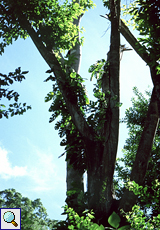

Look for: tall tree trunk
[65,14,85,214]
[86,0,120,225]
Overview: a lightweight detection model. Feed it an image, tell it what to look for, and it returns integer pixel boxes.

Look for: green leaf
[88,213,94,219]
[90,223,99,230]
[44,75,55,82]
[108,212,121,229]
[44,92,54,102]
[9,79,13,84]
[92,224,104,230]
[85,96,89,105]
[68,225,75,230]
[0,104,6,108]
[70,72,76,78]
[98,225,105,230]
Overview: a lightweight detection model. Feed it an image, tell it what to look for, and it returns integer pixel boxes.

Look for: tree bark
[66,158,84,213]
[120,20,151,65]
[65,14,85,214]
[102,0,120,210]
[86,0,120,225]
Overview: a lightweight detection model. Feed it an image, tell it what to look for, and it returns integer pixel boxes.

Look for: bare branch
[101,15,151,64]
[120,20,151,64]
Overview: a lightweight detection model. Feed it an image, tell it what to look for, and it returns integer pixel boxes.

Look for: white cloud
[0,143,65,193]
[0,147,28,179]
[28,150,58,191]
[25,142,65,192]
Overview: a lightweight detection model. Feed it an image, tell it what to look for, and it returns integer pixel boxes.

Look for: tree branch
[102,15,160,114]
[19,16,95,141]
[120,20,160,110]
[100,15,151,64]
[120,20,151,65]
[119,87,159,212]
[69,16,82,74]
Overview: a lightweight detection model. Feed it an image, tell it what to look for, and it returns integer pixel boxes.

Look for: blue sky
[0,0,153,222]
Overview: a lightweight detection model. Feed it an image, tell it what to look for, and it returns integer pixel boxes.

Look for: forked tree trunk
[66,0,121,224]
[14,0,160,227]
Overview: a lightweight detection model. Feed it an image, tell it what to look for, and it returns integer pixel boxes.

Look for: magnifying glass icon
[3,211,18,227]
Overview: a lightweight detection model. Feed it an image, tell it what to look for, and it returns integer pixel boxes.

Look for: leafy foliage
[0,188,56,230]
[52,207,131,230]
[122,0,160,67]
[0,67,31,118]
[44,56,111,175]
[61,206,105,230]
[122,180,160,229]
[125,180,160,218]
[0,0,95,54]
[115,87,160,217]
[44,72,88,173]
[126,205,160,229]
[88,59,106,81]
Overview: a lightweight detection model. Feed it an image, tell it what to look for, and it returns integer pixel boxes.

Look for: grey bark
[86,0,120,224]
[66,14,85,213]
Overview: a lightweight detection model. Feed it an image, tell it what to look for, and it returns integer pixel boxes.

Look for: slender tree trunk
[86,0,120,225]
[65,14,85,214]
